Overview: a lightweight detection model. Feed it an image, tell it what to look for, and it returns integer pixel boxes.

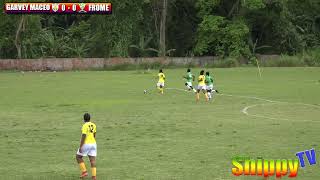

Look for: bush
[278,55,305,67]
[302,48,320,66]
[247,56,259,66]
[139,62,163,69]
[105,63,137,71]
[259,55,305,67]
[210,57,239,68]
[186,62,197,68]
[104,61,189,71]
[102,52,320,71]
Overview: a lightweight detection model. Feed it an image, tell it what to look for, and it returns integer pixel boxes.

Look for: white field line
[218,93,276,103]
[241,102,291,121]
[166,87,320,122]
[241,102,320,122]
[219,94,320,122]
[166,87,190,92]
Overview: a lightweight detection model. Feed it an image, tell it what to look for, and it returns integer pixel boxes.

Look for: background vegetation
[0,0,319,64]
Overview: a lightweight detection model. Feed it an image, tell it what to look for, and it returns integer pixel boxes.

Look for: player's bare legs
[196,89,200,102]
[76,154,88,178]
[196,89,208,102]
[160,85,164,94]
[207,89,212,100]
[157,69,165,94]
[75,113,97,179]
[203,89,209,102]
[89,155,97,180]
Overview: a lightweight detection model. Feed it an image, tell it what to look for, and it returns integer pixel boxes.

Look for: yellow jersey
[81,122,96,144]
[198,75,206,86]
[158,73,165,83]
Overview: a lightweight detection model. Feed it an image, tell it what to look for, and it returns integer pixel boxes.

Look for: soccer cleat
[215,90,219,93]
[80,171,88,178]
[92,176,96,180]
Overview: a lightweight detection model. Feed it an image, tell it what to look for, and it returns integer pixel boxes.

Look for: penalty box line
[166,87,320,122]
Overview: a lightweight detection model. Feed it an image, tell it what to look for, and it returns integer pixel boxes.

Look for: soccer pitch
[0,67,319,180]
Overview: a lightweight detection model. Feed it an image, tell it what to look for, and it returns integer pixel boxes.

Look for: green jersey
[205,75,214,86]
[185,72,194,82]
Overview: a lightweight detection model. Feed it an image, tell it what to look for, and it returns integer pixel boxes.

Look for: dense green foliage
[0,0,319,59]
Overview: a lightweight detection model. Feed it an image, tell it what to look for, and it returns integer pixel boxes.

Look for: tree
[166,0,199,56]
[194,0,259,57]
[0,0,319,59]
[15,16,25,59]
[158,0,169,57]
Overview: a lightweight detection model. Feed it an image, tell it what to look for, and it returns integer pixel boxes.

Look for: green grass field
[0,67,320,180]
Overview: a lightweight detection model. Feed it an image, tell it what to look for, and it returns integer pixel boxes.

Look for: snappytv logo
[231,148,316,178]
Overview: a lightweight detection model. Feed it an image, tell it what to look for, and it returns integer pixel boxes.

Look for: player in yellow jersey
[196,70,209,102]
[76,113,97,180]
[157,69,166,94]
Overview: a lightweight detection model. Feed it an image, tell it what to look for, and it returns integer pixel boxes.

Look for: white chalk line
[166,87,320,123]
[166,87,190,92]
[219,93,276,103]
[222,93,320,122]
[241,102,292,121]
[242,102,320,123]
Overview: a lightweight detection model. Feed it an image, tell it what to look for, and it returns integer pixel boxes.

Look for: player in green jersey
[183,69,196,93]
[205,71,219,100]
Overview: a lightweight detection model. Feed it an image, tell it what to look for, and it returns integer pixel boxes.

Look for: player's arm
[79,134,86,152]
[94,125,97,138]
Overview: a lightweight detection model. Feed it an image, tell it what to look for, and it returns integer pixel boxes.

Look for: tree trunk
[15,16,25,59]
[227,0,240,18]
[159,0,167,57]
[152,1,159,36]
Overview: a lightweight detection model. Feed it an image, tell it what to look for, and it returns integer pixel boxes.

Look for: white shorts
[197,85,206,90]
[77,143,97,157]
[206,84,214,90]
[186,82,193,88]
[157,82,165,87]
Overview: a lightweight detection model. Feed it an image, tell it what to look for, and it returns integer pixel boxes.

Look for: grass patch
[1,68,320,179]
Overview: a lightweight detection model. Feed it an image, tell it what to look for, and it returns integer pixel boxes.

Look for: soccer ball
[144,90,147,94]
